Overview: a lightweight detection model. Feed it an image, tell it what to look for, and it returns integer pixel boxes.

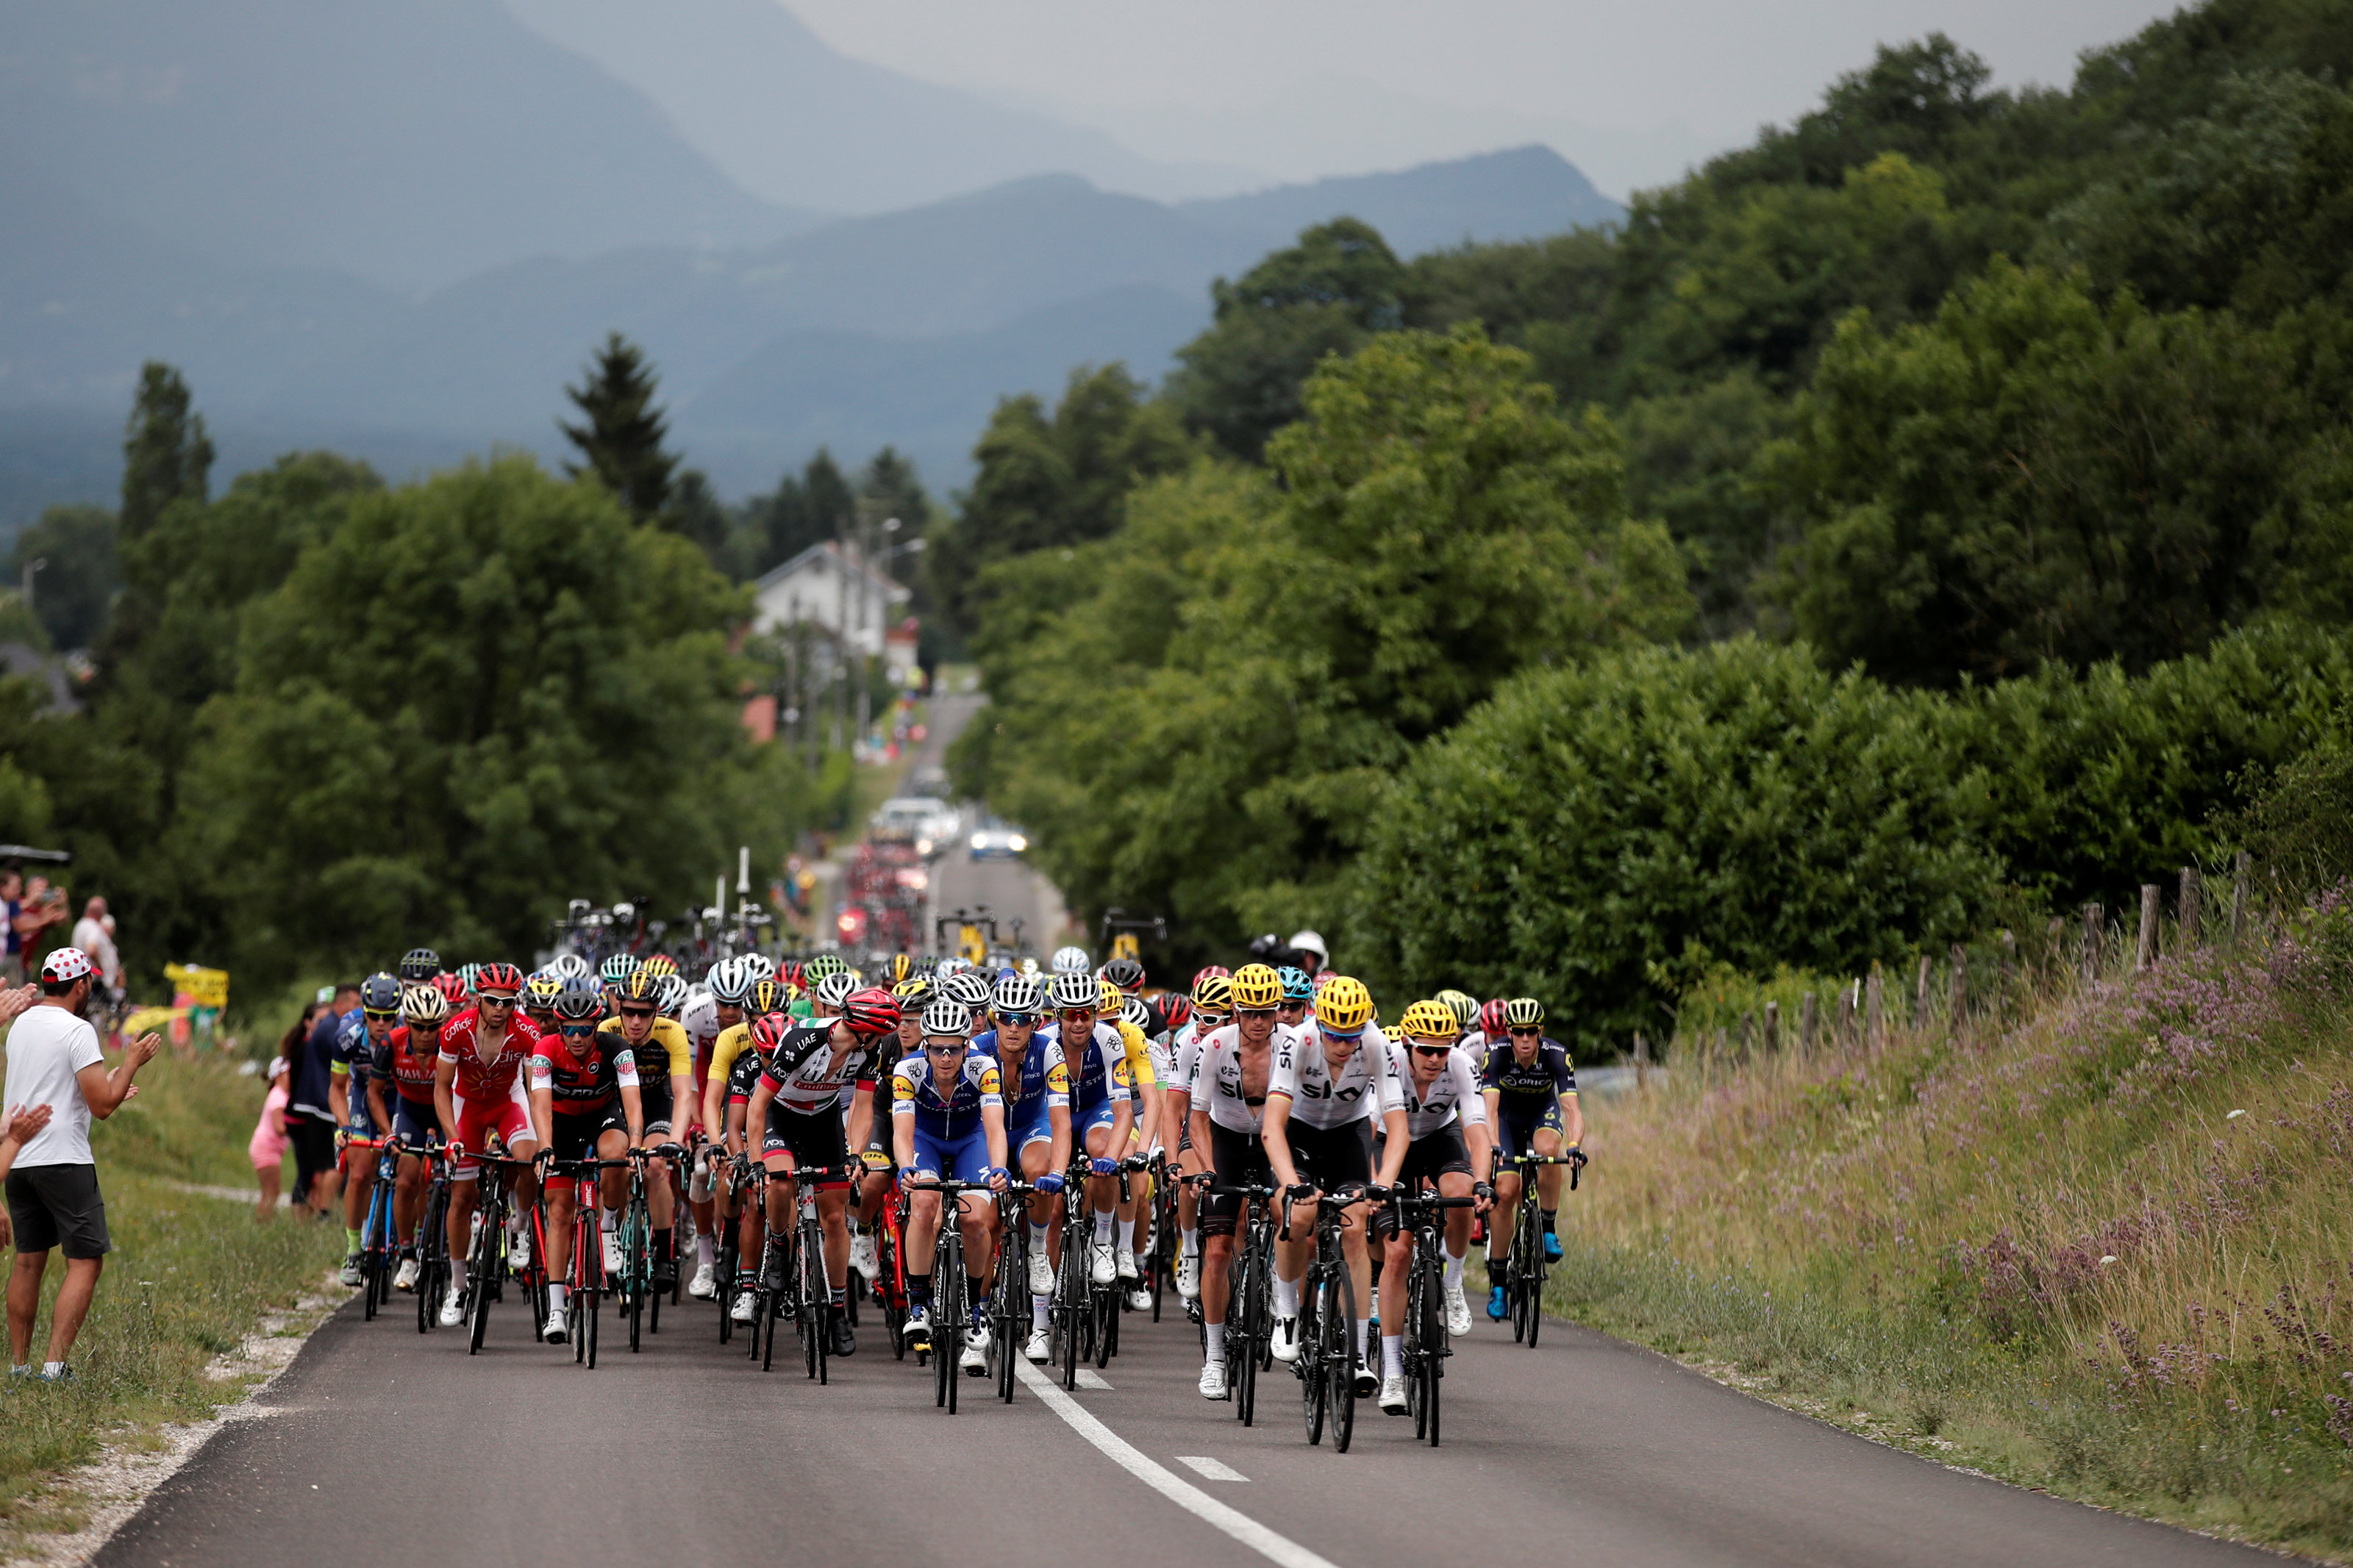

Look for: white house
[749,541,912,659]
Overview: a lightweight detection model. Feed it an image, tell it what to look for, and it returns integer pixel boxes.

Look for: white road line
[1014,1359,1335,1568]
[1074,1368,1113,1389]
[1176,1456,1249,1482]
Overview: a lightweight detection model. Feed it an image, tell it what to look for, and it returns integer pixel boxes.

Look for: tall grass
[0,1052,339,1548]
[1556,898,2353,1557]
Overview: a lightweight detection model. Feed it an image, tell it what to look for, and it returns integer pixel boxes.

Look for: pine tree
[120,362,213,543]
[560,332,679,523]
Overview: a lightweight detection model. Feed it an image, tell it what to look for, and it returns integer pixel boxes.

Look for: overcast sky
[779,0,2188,195]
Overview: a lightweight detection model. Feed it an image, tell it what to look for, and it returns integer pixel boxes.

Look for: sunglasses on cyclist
[1058,1007,1095,1020]
[1237,1006,1278,1019]
[558,1023,597,1037]
[993,1012,1037,1027]
[618,1006,656,1020]
[925,1042,965,1056]
[1410,1043,1453,1058]
[477,993,515,1007]
[1508,1025,1543,1038]
[362,1009,399,1022]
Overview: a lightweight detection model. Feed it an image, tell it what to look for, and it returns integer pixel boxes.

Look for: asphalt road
[96,1276,2274,1568]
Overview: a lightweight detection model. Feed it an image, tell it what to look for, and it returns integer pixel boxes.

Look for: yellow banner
[121,1005,190,1038]
[164,963,229,1009]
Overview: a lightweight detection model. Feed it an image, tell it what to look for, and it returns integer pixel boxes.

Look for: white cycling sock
[1274,1273,1300,1319]
[1028,1221,1049,1253]
[549,1282,568,1310]
[1382,1334,1404,1380]
[1116,1216,1135,1253]
[1356,1318,1371,1358]
[696,1234,714,1267]
[601,1207,619,1236]
[1181,1225,1200,1258]
[1442,1249,1465,1293]
[1204,1322,1225,1363]
[1093,1208,1115,1242]
[1032,1295,1050,1331]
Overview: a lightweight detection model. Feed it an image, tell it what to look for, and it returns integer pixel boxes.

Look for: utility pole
[19,557,44,614]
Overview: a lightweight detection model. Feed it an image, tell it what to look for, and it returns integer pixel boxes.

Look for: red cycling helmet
[1191,964,1231,993]
[838,986,902,1037]
[1156,993,1193,1034]
[1479,998,1510,1037]
[778,959,805,992]
[474,962,524,997]
[432,973,469,1009]
[750,1012,796,1054]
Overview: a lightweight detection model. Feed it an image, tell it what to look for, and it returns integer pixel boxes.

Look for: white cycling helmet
[1288,930,1328,967]
[1050,945,1091,975]
[921,998,974,1038]
[740,953,778,984]
[657,973,689,1014]
[547,952,592,981]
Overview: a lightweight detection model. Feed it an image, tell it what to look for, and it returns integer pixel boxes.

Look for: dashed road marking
[1176,1456,1249,1481]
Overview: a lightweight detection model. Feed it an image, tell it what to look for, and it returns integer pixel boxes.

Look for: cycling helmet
[1313,976,1374,1034]
[474,962,524,997]
[552,975,604,1021]
[657,974,689,1014]
[1276,965,1315,1003]
[741,953,779,984]
[1153,993,1193,1035]
[812,970,857,1012]
[1097,977,1126,1017]
[804,953,849,984]
[457,962,483,995]
[1504,996,1546,1029]
[599,954,641,987]
[613,967,663,1007]
[432,972,469,1009]
[1229,964,1283,1009]
[1047,970,1099,1012]
[401,984,449,1025]
[1288,929,1328,968]
[639,953,679,980]
[992,973,1043,1017]
[921,998,974,1037]
[1435,989,1479,1034]
[360,973,404,1015]
[1120,996,1151,1031]
[1479,998,1510,1037]
[1193,974,1233,1014]
[522,973,563,1013]
[747,977,792,1018]
[945,971,992,1011]
[546,951,591,981]
[1398,999,1462,1040]
[707,958,751,1007]
[880,953,915,985]
[751,1012,796,1055]
[839,987,902,1038]
[893,975,938,1009]
[397,947,441,983]
[1101,956,1146,992]
[1049,945,1090,975]
[1192,964,1231,990]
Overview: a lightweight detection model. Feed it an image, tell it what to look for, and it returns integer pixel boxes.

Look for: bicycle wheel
[585,1286,601,1369]
[1301,1272,1327,1447]
[716,1227,738,1345]
[1404,1264,1427,1437]
[1329,1266,1358,1453]
[1233,1245,1259,1427]
[465,1211,497,1355]
[881,1228,907,1360]
[801,1218,827,1383]
[1058,1222,1085,1390]
[1421,1255,1445,1447]
[570,1283,588,1364]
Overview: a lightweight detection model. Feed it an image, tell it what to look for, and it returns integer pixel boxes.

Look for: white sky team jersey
[1268,1022,1402,1130]
[1385,1041,1491,1139]
[1183,1021,1308,1135]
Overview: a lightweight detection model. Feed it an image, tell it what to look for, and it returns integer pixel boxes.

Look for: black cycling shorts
[1371,1122,1473,1240]
[1493,1098,1566,1158]
[1199,1120,1273,1239]
[549,1102,629,1169]
[761,1103,854,1189]
[1282,1116,1372,1192]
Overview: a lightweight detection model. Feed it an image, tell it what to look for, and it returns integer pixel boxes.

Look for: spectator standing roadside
[249,1056,290,1223]
[288,986,357,1217]
[0,871,64,986]
[4,949,159,1381]
[70,898,121,994]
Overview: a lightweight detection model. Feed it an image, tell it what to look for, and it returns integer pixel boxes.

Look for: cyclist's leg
[1078,1106,1118,1275]
[1487,1114,1526,1310]
[1532,1107,1567,1242]
[902,1130,945,1327]
[1017,1129,1056,1349]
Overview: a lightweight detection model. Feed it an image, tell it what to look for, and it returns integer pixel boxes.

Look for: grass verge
[1549,905,2353,1561]
[0,1053,340,1555]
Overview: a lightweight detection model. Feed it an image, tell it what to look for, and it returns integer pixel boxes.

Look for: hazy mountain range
[0,0,1622,529]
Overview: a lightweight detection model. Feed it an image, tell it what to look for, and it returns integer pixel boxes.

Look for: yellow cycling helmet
[614,967,663,1006]
[1397,999,1462,1041]
[1193,974,1233,1013]
[1433,989,1479,1034]
[1230,963,1284,1009]
[1315,976,1374,1032]
[639,953,680,980]
[1097,977,1126,1017]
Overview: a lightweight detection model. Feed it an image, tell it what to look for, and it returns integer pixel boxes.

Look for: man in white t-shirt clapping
[3,948,158,1382]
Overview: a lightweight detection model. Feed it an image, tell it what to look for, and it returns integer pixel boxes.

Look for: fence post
[1836,986,1855,1052]
[1633,1031,1649,1092]
[1865,970,1885,1055]
[1915,955,1932,1028]
[2137,883,2160,971]
[1763,1000,1780,1055]
[1948,943,1968,1034]
[2179,865,2202,949]
[1799,991,1818,1056]
[2232,851,2250,943]
[2080,902,2103,981]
